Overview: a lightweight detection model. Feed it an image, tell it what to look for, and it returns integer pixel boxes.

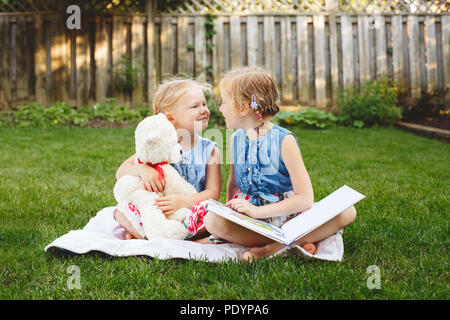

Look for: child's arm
[226,133,240,201]
[227,134,314,219]
[156,147,222,214]
[116,153,165,192]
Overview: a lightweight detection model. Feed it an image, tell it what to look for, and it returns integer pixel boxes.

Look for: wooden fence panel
[95,17,109,103]
[443,15,450,105]
[194,16,206,81]
[0,16,11,110]
[425,16,438,93]
[132,16,145,106]
[0,13,448,110]
[296,16,309,104]
[313,15,327,107]
[264,16,276,81]
[408,15,421,100]
[341,16,354,90]
[281,17,293,104]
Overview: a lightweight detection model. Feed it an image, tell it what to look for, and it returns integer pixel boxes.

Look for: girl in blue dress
[115,78,221,240]
[202,67,357,262]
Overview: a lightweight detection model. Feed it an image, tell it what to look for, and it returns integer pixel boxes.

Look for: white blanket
[45,207,344,262]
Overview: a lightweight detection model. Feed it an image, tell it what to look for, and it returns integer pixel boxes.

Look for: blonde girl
[201,67,357,261]
[114,78,222,240]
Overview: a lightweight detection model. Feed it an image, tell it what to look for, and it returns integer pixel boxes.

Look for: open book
[206,185,365,246]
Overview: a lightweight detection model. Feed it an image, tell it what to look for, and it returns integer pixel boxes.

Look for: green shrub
[273,107,338,129]
[1,100,153,128]
[204,90,225,129]
[337,78,402,128]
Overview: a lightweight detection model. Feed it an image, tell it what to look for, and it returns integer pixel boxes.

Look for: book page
[282,185,365,244]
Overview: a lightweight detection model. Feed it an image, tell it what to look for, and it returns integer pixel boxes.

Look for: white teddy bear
[113,113,197,240]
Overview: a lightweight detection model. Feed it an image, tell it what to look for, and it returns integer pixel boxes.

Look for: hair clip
[250,94,258,110]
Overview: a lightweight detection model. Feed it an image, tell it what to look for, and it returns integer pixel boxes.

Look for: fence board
[213,16,224,87]
[16,16,28,103]
[340,16,354,89]
[264,16,276,79]
[329,14,339,103]
[112,16,126,104]
[392,16,404,88]
[230,16,241,69]
[50,15,69,103]
[296,16,309,104]
[247,15,258,67]
[147,3,156,99]
[442,15,450,105]
[177,16,189,75]
[194,16,206,81]
[0,16,11,110]
[357,16,370,83]
[281,17,293,103]
[425,16,437,93]
[408,15,421,100]
[76,20,90,106]
[313,15,326,107]
[95,17,109,102]
[374,15,387,77]
[160,16,172,77]
[132,16,145,105]
[34,15,46,106]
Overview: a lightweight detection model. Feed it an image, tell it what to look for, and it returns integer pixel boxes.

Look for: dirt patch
[403,116,449,131]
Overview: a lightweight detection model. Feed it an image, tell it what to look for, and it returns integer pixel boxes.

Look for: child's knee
[338,205,357,228]
[204,212,230,236]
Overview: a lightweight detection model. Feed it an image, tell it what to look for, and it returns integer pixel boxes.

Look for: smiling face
[170,86,210,134]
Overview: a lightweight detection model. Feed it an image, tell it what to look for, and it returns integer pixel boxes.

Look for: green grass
[0,126,449,299]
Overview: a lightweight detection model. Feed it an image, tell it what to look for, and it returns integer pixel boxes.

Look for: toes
[302,243,317,255]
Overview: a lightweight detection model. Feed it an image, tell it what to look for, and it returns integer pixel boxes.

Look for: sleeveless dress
[232,125,302,227]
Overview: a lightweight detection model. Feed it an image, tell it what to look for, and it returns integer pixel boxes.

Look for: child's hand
[139,164,165,193]
[155,195,192,216]
[225,199,260,218]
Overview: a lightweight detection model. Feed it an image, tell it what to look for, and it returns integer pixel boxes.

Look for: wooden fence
[0,3,449,110]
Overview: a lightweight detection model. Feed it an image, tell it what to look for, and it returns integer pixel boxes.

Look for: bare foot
[302,242,317,255]
[125,232,136,240]
[114,209,145,240]
[242,242,317,262]
[242,242,284,263]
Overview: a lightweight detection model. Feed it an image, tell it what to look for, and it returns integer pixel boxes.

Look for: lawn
[0,126,448,299]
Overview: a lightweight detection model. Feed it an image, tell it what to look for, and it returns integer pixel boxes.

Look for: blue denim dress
[232,125,299,207]
[172,135,217,193]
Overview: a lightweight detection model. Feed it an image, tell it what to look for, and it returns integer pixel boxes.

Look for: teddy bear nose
[180,149,183,155]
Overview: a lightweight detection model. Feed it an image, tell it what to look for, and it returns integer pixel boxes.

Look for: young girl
[202,67,357,262]
[114,78,222,240]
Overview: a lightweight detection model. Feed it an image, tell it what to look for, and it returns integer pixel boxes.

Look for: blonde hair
[219,66,280,133]
[153,77,212,114]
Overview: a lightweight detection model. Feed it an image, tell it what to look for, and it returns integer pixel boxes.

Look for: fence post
[327,0,339,105]
[146,0,156,103]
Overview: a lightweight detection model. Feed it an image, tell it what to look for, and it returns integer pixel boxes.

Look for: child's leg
[113,209,145,240]
[242,205,357,262]
[203,212,275,247]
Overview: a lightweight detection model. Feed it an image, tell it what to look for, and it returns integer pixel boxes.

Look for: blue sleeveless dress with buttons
[172,135,216,193]
[232,125,301,227]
